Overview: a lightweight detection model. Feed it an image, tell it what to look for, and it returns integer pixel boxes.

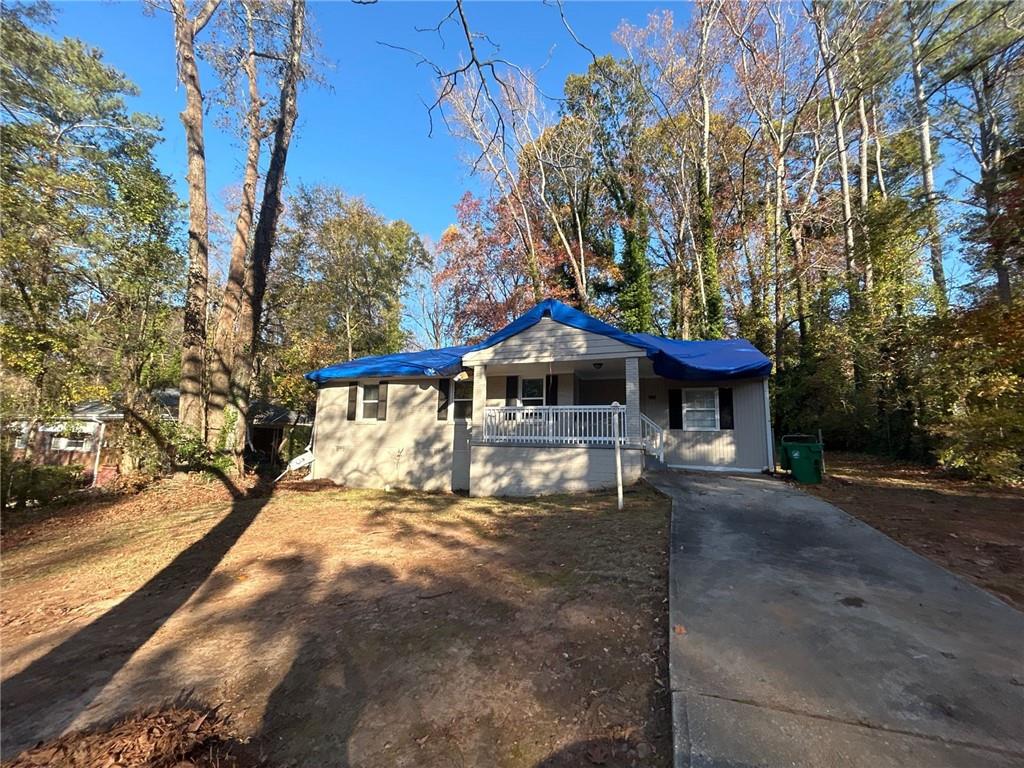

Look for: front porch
[461,319,664,497]
[479,404,666,462]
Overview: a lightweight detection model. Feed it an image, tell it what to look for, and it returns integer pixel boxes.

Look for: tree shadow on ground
[2,484,672,766]
[0,469,273,758]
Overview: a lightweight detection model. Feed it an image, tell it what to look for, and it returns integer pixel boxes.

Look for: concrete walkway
[648,471,1024,768]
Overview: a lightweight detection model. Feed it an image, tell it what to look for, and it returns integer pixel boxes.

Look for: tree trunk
[855,56,874,296]
[973,65,1011,305]
[207,6,263,449]
[870,94,888,200]
[171,0,220,435]
[813,2,857,298]
[696,9,723,340]
[232,0,306,470]
[905,2,948,313]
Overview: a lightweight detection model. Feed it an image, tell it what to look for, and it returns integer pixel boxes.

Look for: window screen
[361,384,379,420]
[683,389,719,431]
[452,379,474,419]
[521,378,544,407]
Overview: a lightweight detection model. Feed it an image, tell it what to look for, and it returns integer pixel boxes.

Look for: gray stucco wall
[312,379,470,491]
[469,444,644,497]
[312,373,770,492]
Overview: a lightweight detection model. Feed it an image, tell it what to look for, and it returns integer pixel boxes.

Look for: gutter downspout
[90,419,106,488]
[761,377,775,473]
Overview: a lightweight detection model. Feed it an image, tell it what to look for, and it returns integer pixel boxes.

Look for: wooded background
[2,0,1021,482]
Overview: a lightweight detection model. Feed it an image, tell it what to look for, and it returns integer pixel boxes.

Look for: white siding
[470,444,644,496]
[312,380,470,491]
[462,317,645,365]
[639,378,769,470]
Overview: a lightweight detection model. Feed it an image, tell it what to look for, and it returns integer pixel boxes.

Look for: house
[10,390,312,485]
[305,300,774,497]
[8,389,180,486]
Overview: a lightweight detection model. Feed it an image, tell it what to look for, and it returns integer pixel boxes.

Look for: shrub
[921,302,1024,484]
[2,461,84,509]
[155,421,234,475]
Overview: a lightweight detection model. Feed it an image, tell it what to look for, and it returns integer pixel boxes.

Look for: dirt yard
[807,452,1024,610]
[1,477,671,767]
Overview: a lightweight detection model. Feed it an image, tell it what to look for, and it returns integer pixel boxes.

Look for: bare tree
[726,0,826,362]
[444,68,546,302]
[809,0,860,303]
[408,244,462,349]
[385,0,547,301]
[905,1,949,312]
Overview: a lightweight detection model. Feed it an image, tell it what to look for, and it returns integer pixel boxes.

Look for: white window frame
[358,381,380,422]
[519,377,546,407]
[682,388,720,432]
[451,379,474,421]
[55,433,93,452]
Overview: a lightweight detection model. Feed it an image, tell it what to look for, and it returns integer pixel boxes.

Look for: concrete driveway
[649,471,1024,768]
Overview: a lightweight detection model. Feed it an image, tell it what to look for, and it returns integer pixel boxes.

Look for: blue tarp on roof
[471,299,643,351]
[304,345,471,384]
[305,299,772,383]
[633,333,773,380]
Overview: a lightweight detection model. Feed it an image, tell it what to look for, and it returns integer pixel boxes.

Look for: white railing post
[480,404,642,449]
[611,401,624,510]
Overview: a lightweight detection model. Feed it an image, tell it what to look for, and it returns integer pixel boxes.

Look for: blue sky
[50,0,972,302]
[52,1,673,246]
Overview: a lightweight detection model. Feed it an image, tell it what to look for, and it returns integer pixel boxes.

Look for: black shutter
[505,376,519,406]
[545,375,558,406]
[718,387,734,430]
[377,382,388,421]
[668,389,682,429]
[437,379,450,420]
[347,383,357,421]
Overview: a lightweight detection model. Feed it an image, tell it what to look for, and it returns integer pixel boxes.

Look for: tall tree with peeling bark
[204,0,287,449]
[230,0,307,465]
[169,0,221,436]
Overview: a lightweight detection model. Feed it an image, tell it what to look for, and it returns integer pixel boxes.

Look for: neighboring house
[305,300,774,496]
[10,390,311,485]
[9,389,180,486]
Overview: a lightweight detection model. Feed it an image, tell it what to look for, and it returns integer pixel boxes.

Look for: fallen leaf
[674,624,687,635]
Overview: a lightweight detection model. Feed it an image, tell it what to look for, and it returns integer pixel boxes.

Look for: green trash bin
[780,434,823,484]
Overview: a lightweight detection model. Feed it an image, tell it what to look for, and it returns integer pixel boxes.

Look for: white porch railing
[640,413,666,463]
[481,405,626,446]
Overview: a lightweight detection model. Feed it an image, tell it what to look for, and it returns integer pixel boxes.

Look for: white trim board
[666,464,766,474]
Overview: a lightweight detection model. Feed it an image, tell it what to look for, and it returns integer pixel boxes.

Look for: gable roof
[305,299,772,384]
[467,299,647,353]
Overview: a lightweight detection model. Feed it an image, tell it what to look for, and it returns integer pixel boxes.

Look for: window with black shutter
[361,384,380,420]
[437,379,451,420]
[718,387,734,430]
[452,379,473,419]
[347,383,357,421]
[668,389,682,429]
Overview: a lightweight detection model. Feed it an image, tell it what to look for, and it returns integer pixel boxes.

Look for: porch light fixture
[593,362,603,370]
